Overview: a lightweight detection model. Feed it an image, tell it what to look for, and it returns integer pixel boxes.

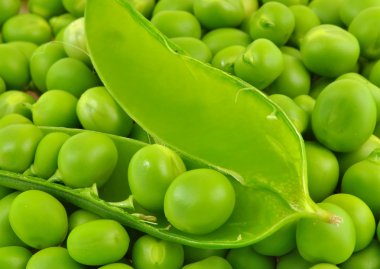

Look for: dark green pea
[0,0,21,26]
[29,132,70,179]
[183,256,232,269]
[67,219,130,266]
[277,249,315,269]
[27,0,66,19]
[8,41,38,61]
[0,113,32,128]
[77,86,133,136]
[183,246,227,264]
[0,192,26,247]
[2,13,52,44]
[369,59,380,88]
[0,186,13,200]
[129,0,155,18]
[339,0,380,27]
[151,10,202,38]
[340,240,380,269]
[26,246,85,269]
[62,0,86,17]
[211,45,245,74]
[226,247,275,269]
[309,77,333,99]
[308,0,344,27]
[29,41,67,92]
[152,0,194,16]
[170,37,212,63]
[46,57,100,97]
[0,77,5,93]
[201,28,251,55]
[0,124,43,173]
[132,234,184,269]
[0,90,35,119]
[0,44,30,90]
[68,209,101,231]
[49,13,76,36]
[0,246,32,269]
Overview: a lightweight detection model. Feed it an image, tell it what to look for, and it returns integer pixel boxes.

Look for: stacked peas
[2,0,380,268]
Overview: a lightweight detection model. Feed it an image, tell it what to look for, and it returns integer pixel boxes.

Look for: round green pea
[152,0,194,16]
[0,113,32,128]
[211,45,245,74]
[9,190,68,249]
[67,219,130,266]
[183,256,232,269]
[58,131,118,188]
[49,13,76,35]
[0,246,32,269]
[27,0,66,19]
[26,247,85,269]
[183,246,227,264]
[309,264,339,269]
[62,0,86,17]
[0,0,21,26]
[128,144,186,212]
[339,0,380,27]
[99,264,134,269]
[226,247,276,269]
[369,59,380,88]
[129,0,155,18]
[0,90,35,119]
[340,240,380,269]
[170,37,212,63]
[68,209,101,231]
[308,0,344,27]
[276,249,314,269]
[2,13,52,45]
[164,168,235,235]
[8,41,38,60]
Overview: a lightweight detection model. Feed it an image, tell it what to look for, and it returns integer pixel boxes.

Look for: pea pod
[84,0,331,247]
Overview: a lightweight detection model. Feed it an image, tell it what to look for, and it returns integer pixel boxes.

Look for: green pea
[49,13,76,35]
[27,0,66,19]
[129,0,155,18]
[183,246,227,264]
[26,247,84,269]
[151,11,201,39]
[128,122,152,143]
[0,44,30,90]
[369,59,380,88]
[62,0,86,17]
[57,131,118,188]
[164,168,235,235]
[183,256,232,269]
[226,247,275,269]
[211,45,245,74]
[9,190,68,249]
[308,0,344,27]
[0,124,43,173]
[152,0,194,16]
[77,86,134,136]
[99,264,134,269]
[128,144,186,212]
[304,141,339,202]
[2,13,52,44]
[309,77,333,100]
[29,132,71,179]
[0,192,26,247]
[31,89,79,127]
[339,0,380,27]
[252,221,296,256]
[0,90,35,119]
[0,113,32,128]
[234,38,284,90]
[8,41,38,61]
[67,219,130,266]
[0,0,21,26]
[170,37,212,63]
[201,28,251,55]
[68,208,101,231]
[0,76,5,93]
[132,234,184,269]
[311,79,377,152]
[29,41,67,92]
[340,240,380,269]
[276,249,314,269]
[293,94,315,136]
[46,57,100,97]
[262,0,308,5]
[0,185,13,200]
[296,202,356,264]
[281,45,302,59]
[309,264,339,269]
[0,246,32,269]
[62,17,91,65]
[265,54,310,98]
[324,193,376,252]
[193,0,245,29]
[249,2,295,46]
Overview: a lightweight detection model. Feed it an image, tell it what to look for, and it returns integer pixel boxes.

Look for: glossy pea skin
[276,249,314,269]
[248,2,295,46]
[201,28,251,55]
[340,240,380,269]
[58,131,118,188]
[193,0,245,29]
[311,79,377,152]
[152,0,194,16]
[2,13,52,45]
[304,141,339,202]
[183,256,232,269]
[151,11,201,39]
[0,192,26,247]
[46,57,100,97]
[77,86,134,136]
[129,0,155,18]
[309,264,339,269]
[99,264,134,269]
[26,247,85,269]
[262,0,308,5]
[0,90,35,119]
[132,234,184,269]
[164,168,235,235]
[68,208,101,231]
[67,219,130,266]
[8,41,38,60]
[0,246,32,269]
[0,0,21,26]
[49,13,76,35]
[32,89,80,127]
[300,25,360,78]
[308,0,344,27]
[296,202,356,264]
[183,246,227,264]
[339,0,380,27]
[211,45,245,74]
[62,0,86,17]
[128,144,186,212]
[170,37,212,63]
[29,132,70,179]
[324,193,376,252]
[27,0,66,19]
[29,41,67,92]
[234,38,284,90]
[9,190,68,249]
[226,246,276,269]
[0,124,43,173]
[0,44,30,90]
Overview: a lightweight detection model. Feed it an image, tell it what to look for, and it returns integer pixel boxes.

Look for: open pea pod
[84,0,331,247]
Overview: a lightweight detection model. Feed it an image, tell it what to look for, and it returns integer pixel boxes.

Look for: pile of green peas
[2,0,380,268]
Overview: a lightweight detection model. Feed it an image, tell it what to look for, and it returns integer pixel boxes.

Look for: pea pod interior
[84,0,330,247]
